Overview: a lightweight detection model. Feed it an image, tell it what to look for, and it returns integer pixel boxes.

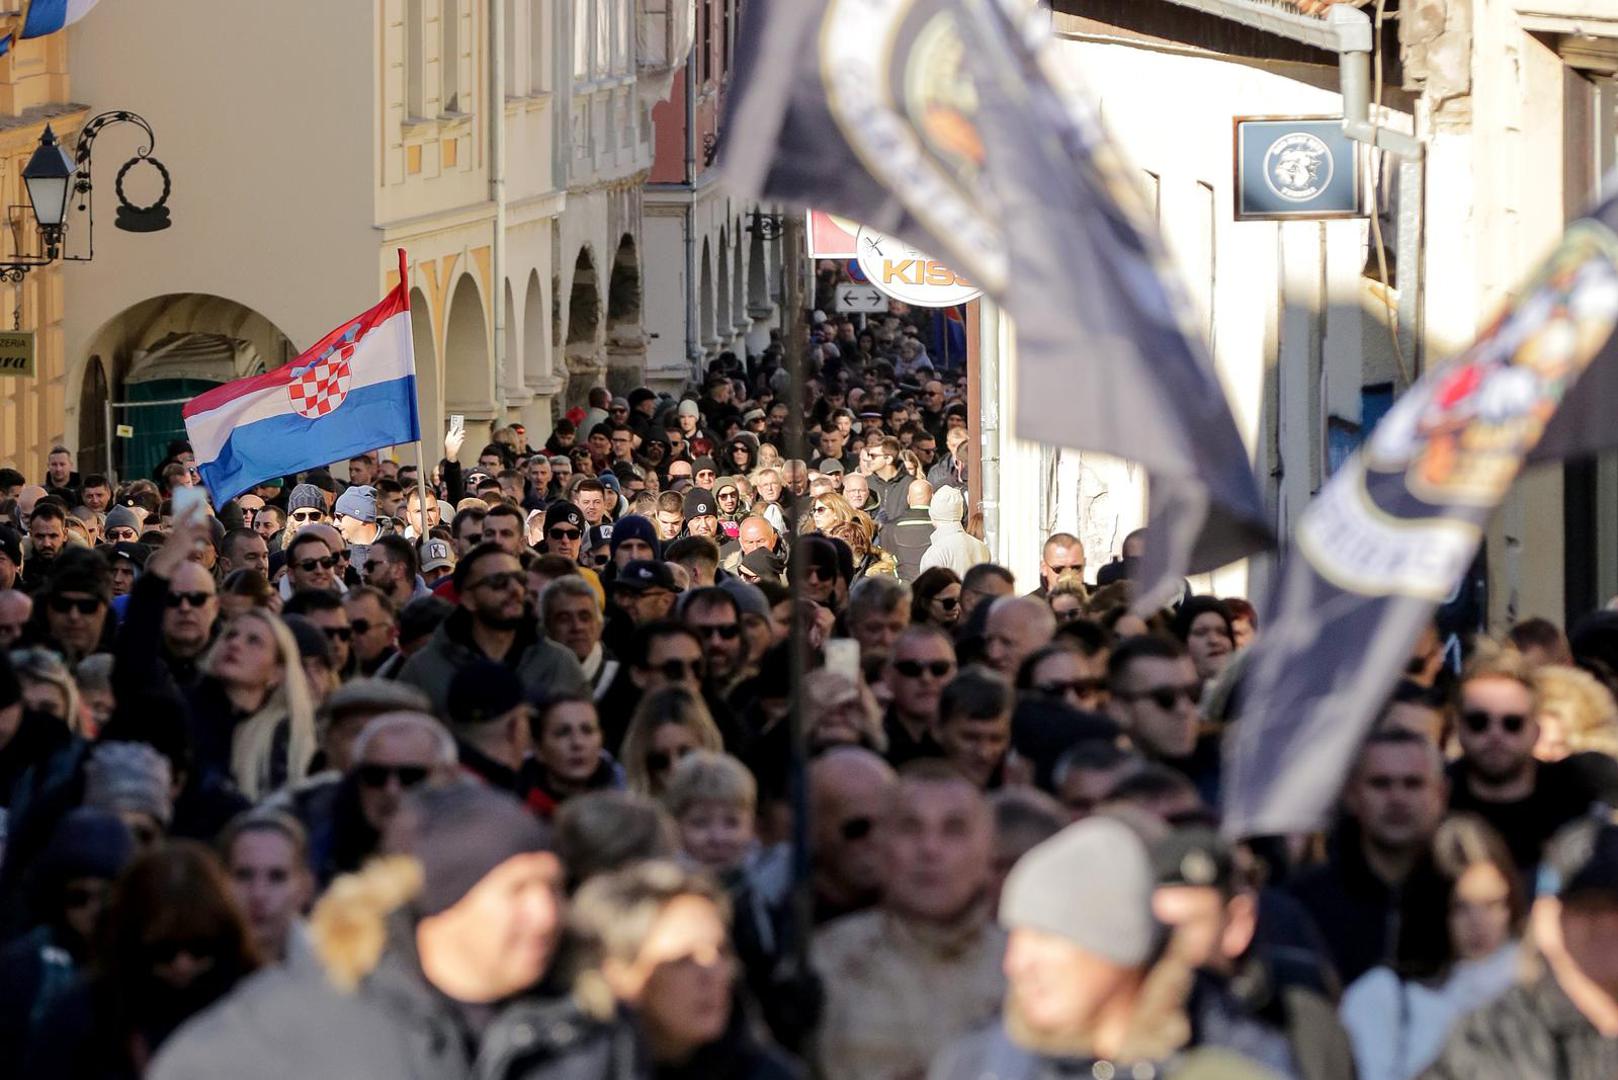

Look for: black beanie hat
[406,785,552,917]
[543,501,585,534]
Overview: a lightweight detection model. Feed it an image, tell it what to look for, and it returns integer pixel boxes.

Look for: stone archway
[605,232,644,393]
[410,286,439,444]
[444,273,493,445]
[77,292,296,484]
[524,270,547,384]
[565,247,602,405]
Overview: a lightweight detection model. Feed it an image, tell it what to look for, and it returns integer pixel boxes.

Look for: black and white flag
[1225,193,1618,837]
[721,0,1273,599]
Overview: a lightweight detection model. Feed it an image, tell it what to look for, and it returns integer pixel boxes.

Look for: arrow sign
[835,283,889,314]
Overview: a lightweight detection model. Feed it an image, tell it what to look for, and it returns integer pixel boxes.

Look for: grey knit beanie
[998,815,1163,968]
[287,484,326,514]
[84,741,173,826]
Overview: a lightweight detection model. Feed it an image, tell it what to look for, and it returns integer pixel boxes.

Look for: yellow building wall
[0,30,83,478]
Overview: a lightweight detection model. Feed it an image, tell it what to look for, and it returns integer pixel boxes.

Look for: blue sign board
[1235,118,1363,221]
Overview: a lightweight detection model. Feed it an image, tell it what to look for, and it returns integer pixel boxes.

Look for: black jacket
[877,507,933,582]
[1422,973,1618,1080]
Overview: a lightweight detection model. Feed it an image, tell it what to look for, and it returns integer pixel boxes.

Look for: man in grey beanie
[83,741,173,850]
[930,814,1285,1080]
[103,505,143,545]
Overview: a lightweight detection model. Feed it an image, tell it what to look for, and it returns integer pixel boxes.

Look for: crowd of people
[5,302,1618,1078]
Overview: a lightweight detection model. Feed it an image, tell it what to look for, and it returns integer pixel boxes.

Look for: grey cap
[999,816,1162,968]
[287,483,326,514]
[817,458,845,476]
[84,742,173,826]
[104,505,142,534]
[677,399,701,418]
[334,484,378,523]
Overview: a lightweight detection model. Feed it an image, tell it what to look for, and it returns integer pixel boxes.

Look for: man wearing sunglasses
[883,626,957,768]
[160,559,220,682]
[38,556,113,662]
[810,747,897,925]
[1447,650,1618,876]
[679,587,746,690]
[399,543,587,718]
[284,533,343,596]
[1106,636,1203,771]
[540,501,586,564]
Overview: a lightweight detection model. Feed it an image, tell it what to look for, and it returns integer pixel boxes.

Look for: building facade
[56,0,677,479]
[644,0,779,389]
[992,0,1618,629]
[0,17,86,479]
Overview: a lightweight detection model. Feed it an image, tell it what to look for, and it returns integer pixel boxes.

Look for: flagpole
[400,247,433,543]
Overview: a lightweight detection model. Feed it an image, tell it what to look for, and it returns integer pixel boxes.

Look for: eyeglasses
[646,745,696,774]
[650,658,705,681]
[48,595,104,615]
[892,658,954,679]
[322,626,353,643]
[549,527,581,541]
[294,555,340,572]
[1037,678,1107,701]
[165,591,214,610]
[1461,710,1528,735]
[290,510,324,522]
[356,763,431,789]
[695,623,741,640]
[838,816,874,842]
[1117,683,1202,710]
[470,571,524,592]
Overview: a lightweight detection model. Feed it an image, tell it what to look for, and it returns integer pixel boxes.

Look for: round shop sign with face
[1263,132,1335,203]
[855,227,982,308]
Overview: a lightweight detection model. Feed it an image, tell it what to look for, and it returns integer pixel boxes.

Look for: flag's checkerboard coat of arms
[288,332,360,419]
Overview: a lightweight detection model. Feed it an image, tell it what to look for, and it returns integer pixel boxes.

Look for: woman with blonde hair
[10,647,84,733]
[826,520,897,580]
[807,491,858,535]
[619,685,724,798]
[201,609,318,801]
[1533,663,1618,761]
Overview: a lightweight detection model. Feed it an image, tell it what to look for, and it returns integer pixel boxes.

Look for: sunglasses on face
[145,937,220,966]
[48,595,104,615]
[363,560,390,576]
[646,745,696,774]
[1038,678,1107,700]
[1461,710,1528,735]
[1119,683,1202,710]
[839,816,874,842]
[893,658,954,679]
[356,763,431,789]
[294,555,340,572]
[470,571,524,592]
[696,623,741,640]
[290,510,324,522]
[591,553,611,567]
[549,527,581,541]
[651,658,705,681]
[108,529,139,542]
[165,591,213,610]
[323,626,353,643]
[933,596,960,611]
[349,618,380,636]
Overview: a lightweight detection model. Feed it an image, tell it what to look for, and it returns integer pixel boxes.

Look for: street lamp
[0,109,170,284]
[23,125,73,255]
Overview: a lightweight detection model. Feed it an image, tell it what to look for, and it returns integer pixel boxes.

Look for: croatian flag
[184,250,421,503]
[22,0,102,37]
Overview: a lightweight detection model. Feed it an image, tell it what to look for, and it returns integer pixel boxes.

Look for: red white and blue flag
[183,250,421,503]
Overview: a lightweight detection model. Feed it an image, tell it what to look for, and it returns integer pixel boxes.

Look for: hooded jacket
[150,857,646,1080]
[878,505,935,582]
[918,487,989,576]
[398,607,588,717]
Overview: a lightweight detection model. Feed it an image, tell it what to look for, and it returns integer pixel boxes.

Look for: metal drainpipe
[684,32,699,383]
[491,0,508,408]
[980,299,1002,562]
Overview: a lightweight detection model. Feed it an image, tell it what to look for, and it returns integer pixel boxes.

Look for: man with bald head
[811,747,897,924]
[879,477,935,582]
[1032,532,1086,598]
[0,589,30,648]
[983,595,1056,678]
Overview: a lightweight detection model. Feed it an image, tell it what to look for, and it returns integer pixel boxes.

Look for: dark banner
[721,0,1272,600]
[1224,195,1618,837]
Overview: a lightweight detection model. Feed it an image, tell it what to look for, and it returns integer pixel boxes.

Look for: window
[595,0,611,75]
[407,0,425,118]
[699,0,712,85]
[573,0,590,81]
[442,0,460,112]
[614,0,630,74]
[530,0,551,93]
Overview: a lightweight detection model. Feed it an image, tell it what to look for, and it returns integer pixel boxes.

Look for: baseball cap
[419,538,454,572]
[108,541,152,571]
[587,523,615,551]
[817,458,845,476]
[613,559,678,594]
[1151,826,1234,891]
